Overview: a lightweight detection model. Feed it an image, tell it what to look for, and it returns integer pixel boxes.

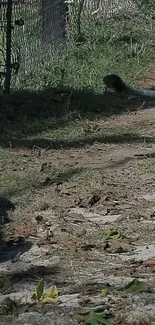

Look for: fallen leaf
[103,229,123,240]
[124,279,150,293]
[143,258,155,265]
[104,240,131,253]
[101,289,108,297]
[42,285,58,300]
[42,297,57,303]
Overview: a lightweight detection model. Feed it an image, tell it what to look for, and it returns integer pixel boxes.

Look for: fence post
[4,0,13,93]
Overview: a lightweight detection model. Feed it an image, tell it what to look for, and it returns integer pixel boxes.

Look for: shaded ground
[1,73,155,324]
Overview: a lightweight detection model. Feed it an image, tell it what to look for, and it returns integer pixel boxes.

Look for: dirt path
[1,99,155,324]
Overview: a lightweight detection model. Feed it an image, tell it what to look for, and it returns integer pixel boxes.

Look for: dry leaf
[42,285,58,301]
[104,240,131,253]
[143,258,155,265]
[42,297,57,303]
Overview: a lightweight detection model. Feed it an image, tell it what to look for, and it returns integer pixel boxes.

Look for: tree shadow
[0,196,32,263]
[0,240,33,263]
[1,132,155,150]
[1,85,155,149]
[0,196,14,260]
[0,196,15,225]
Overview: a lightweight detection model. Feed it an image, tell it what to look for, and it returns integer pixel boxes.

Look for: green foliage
[31,279,58,303]
[0,277,13,295]
[103,229,123,240]
[101,289,109,297]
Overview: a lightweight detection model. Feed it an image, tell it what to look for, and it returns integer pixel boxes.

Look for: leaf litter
[1,100,155,325]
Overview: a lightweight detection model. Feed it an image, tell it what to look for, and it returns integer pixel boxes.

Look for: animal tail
[103,74,155,98]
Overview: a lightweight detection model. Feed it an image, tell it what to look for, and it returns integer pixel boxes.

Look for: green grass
[0,148,42,198]
[18,40,151,91]
[14,10,155,91]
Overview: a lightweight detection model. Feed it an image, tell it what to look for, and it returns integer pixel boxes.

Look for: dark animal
[103,74,155,97]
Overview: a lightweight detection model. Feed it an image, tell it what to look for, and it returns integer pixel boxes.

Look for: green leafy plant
[103,229,123,240]
[31,279,58,303]
[75,311,113,325]
[101,289,109,297]
[124,279,150,293]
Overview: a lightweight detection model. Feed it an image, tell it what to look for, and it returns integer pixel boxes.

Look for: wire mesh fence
[11,0,69,88]
[0,0,68,91]
[0,0,155,92]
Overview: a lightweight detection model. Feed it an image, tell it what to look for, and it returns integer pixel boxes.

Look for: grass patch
[18,39,152,92]
[15,10,155,91]
[1,114,155,150]
[0,148,42,198]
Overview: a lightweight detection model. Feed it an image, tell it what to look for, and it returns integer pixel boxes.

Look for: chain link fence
[0,0,68,91]
[0,0,155,92]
